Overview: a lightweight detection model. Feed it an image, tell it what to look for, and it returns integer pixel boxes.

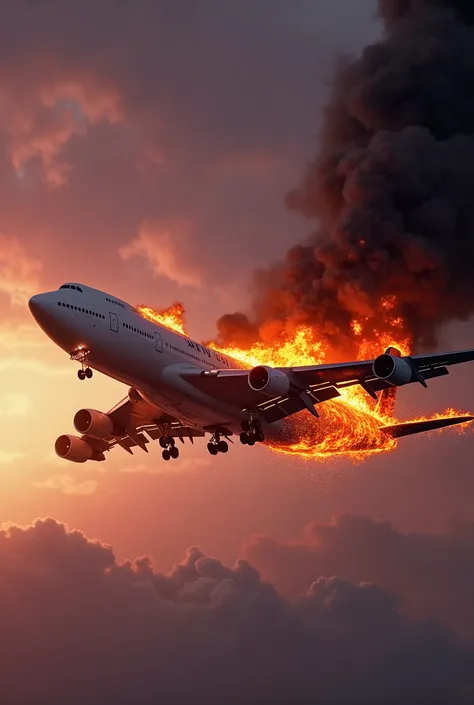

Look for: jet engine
[54,434,104,463]
[373,354,412,386]
[248,365,291,397]
[128,387,142,404]
[73,408,114,439]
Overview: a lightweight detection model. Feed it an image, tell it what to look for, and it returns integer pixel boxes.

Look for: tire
[218,440,228,453]
[77,369,85,380]
[159,437,167,448]
[207,443,218,456]
[247,437,255,447]
[85,368,93,379]
[256,430,265,443]
[170,446,179,459]
[162,449,170,461]
[241,420,250,432]
[240,432,248,444]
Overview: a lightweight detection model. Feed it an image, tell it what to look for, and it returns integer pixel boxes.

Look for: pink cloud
[119,220,202,287]
[0,72,122,186]
[0,517,470,704]
[245,512,474,639]
[0,234,42,305]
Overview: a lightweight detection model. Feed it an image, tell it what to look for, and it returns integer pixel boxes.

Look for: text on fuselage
[185,338,229,366]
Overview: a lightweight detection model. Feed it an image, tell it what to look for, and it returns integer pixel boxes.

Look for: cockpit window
[59,284,83,292]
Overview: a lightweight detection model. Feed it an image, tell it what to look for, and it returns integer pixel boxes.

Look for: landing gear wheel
[159,437,167,448]
[241,420,250,432]
[218,440,228,453]
[207,442,218,456]
[162,449,170,461]
[77,369,86,380]
[256,430,265,443]
[85,368,93,379]
[247,437,255,447]
[240,432,249,445]
[170,446,179,459]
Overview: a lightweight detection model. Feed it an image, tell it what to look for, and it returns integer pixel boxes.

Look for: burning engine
[73,408,114,438]
[54,434,105,463]
[248,365,291,396]
[373,354,412,386]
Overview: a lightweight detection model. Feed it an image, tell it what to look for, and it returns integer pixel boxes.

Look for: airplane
[28,282,474,463]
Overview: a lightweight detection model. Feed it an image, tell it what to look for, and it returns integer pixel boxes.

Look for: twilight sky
[2,1,474,702]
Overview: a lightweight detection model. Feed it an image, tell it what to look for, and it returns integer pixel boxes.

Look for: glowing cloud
[120,221,202,287]
[0,235,42,306]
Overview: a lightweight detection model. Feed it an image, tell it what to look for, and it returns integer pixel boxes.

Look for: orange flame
[137,302,186,335]
[137,301,472,461]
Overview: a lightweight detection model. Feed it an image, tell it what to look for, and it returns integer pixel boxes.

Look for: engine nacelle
[73,409,114,438]
[128,387,142,404]
[373,354,412,386]
[55,435,96,463]
[248,365,291,397]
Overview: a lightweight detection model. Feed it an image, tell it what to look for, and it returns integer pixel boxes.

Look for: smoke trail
[216,0,474,354]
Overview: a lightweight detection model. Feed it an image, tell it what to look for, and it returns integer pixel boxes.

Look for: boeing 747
[28,282,474,463]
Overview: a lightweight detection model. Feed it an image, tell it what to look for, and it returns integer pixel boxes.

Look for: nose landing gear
[71,347,93,380]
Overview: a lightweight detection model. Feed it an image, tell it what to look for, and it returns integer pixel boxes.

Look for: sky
[2,1,474,702]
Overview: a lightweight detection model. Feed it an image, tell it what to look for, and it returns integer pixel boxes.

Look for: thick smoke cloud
[245,512,474,638]
[0,517,473,705]
[216,0,474,352]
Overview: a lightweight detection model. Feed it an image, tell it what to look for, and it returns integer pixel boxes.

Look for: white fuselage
[28,283,252,433]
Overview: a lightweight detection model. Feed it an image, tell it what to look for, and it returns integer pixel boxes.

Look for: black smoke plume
[216,0,474,353]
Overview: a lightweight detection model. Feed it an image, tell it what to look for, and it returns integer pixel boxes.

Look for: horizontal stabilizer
[380,415,474,439]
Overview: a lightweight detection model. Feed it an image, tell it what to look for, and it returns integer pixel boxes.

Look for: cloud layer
[0,517,473,704]
[246,512,474,639]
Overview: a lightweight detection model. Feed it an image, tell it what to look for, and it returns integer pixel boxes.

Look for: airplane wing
[79,396,204,457]
[180,348,474,424]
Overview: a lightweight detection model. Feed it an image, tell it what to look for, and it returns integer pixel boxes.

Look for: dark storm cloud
[245,512,474,639]
[0,517,472,705]
[216,0,474,351]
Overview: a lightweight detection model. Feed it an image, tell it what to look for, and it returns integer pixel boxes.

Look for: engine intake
[248,365,291,397]
[74,408,114,438]
[128,387,142,404]
[54,434,103,463]
[373,354,412,386]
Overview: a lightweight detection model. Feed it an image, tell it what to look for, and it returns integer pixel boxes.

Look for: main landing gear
[159,435,179,461]
[207,431,229,456]
[240,417,265,446]
[71,347,93,380]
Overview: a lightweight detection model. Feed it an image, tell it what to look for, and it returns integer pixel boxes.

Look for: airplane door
[109,312,119,332]
[154,332,163,352]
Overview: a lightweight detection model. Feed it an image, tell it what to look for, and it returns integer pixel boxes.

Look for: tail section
[380,415,474,439]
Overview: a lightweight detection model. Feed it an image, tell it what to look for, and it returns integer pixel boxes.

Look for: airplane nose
[28,294,42,318]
